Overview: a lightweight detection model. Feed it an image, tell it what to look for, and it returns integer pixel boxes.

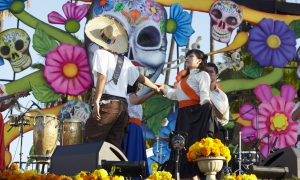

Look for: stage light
[247,165,288,180]
[101,160,146,178]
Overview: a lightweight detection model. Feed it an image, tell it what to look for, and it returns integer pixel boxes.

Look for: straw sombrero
[85,15,128,54]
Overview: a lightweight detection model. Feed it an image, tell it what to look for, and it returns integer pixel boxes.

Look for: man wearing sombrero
[84,15,159,149]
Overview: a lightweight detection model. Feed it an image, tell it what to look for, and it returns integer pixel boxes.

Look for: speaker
[248,165,288,180]
[262,147,300,178]
[50,142,128,176]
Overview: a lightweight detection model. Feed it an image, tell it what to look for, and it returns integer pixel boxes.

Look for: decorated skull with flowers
[187,137,232,162]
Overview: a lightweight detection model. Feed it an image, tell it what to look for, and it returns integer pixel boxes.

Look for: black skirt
[164,103,217,178]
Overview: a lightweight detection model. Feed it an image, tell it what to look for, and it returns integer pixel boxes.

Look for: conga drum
[33,114,59,161]
[22,113,34,126]
[8,114,20,127]
[60,118,83,146]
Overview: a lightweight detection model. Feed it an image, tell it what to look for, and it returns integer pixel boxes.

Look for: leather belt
[101,94,127,103]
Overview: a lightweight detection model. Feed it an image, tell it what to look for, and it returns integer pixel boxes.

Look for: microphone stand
[18,103,35,169]
[229,105,257,122]
[253,127,277,164]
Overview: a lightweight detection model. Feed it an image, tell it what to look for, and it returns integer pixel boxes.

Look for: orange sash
[179,76,200,108]
[129,118,141,127]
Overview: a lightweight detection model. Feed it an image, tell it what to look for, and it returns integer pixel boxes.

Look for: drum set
[8,113,84,171]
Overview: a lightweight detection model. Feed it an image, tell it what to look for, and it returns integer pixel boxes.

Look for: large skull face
[209,0,243,43]
[85,0,167,96]
[0,28,32,73]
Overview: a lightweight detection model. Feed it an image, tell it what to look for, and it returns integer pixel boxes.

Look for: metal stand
[169,131,188,180]
[26,154,51,174]
[17,103,35,170]
[234,131,244,175]
[175,150,180,180]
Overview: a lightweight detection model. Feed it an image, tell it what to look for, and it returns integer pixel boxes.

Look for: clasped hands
[153,83,165,95]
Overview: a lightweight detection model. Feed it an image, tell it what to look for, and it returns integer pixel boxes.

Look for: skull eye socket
[226,17,238,26]
[15,40,24,51]
[0,46,10,56]
[137,26,161,50]
[211,9,222,19]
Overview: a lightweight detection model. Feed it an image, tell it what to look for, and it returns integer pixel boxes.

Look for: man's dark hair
[207,62,219,74]
[127,81,138,94]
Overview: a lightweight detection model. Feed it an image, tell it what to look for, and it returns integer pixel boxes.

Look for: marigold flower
[11,163,19,170]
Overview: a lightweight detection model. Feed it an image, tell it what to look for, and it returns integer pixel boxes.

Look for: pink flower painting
[44,44,93,96]
[239,84,298,157]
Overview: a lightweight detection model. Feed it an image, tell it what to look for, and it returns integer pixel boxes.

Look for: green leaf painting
[242,61,264,78]
[289,19,300,39]
[114,3,124,12]
[28,145,35,164]
[143,95,177,135]
[30,82,62,103]
[33,22,58,57]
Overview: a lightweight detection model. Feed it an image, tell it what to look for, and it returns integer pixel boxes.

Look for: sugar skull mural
[209,0,243,43]
[85,0,167,96]
[0,28,32,73]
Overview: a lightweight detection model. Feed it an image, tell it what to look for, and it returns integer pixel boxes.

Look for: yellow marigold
[151,163,158,172]
[187,137,232,162]
[146,171,174,180]
[11,163,19,170]
[23,170,36,178]
[111,175,125,180]
[92,169,108,178]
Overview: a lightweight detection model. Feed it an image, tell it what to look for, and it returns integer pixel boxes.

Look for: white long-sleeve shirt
[210,87,229,126]
[163,69,211,105]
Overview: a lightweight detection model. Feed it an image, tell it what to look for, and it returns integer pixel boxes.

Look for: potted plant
[186,137,232,180]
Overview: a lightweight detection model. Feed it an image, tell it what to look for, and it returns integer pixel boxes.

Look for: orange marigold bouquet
[186,137,231,162]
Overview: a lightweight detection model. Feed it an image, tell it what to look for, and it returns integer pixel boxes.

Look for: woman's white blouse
[163,69,211,105]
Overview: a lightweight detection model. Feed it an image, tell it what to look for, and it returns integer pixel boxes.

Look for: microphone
[32,100,42,110]
[225,130,229,141]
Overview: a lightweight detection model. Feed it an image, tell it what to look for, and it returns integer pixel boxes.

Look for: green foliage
[242,61,264,78]
[289,19,300,38]
[28,145,35,164]
[142,95,177,135]
[33,22,59,57]
[30,82,62,103]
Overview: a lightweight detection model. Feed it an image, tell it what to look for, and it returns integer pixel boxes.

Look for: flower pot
[194,156,225,180]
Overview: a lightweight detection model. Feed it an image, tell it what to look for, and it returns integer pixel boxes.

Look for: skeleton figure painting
[209,0,243,43]
[217,48,244,74]
[85,0,168,96]
[0,28,32,73]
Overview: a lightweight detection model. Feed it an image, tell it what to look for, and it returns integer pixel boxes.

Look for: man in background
[207,62,229,141]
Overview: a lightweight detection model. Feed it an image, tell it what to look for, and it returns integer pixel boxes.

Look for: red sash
[179,76,200,108]
[0,113,5,170]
